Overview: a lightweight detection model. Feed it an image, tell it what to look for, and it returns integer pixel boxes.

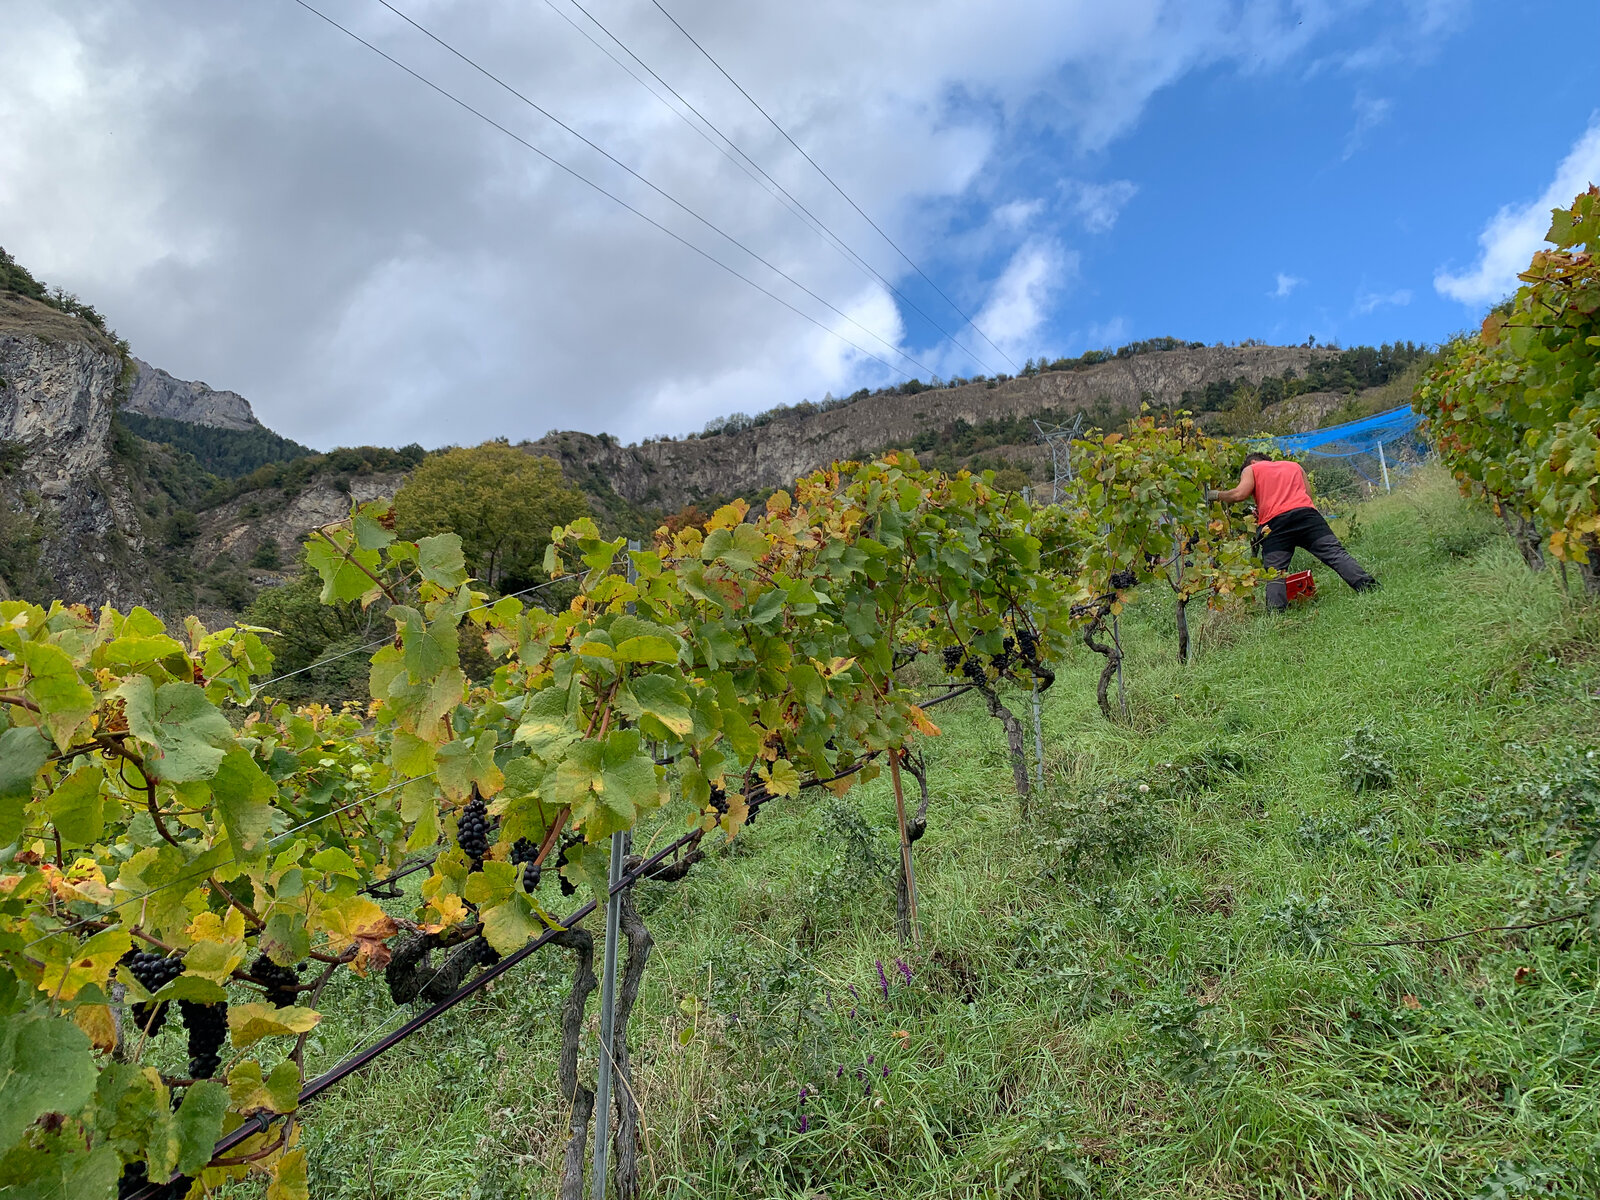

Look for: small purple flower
[863,1082,873,1096]
[799,1086,809,1100]
[849,1007,856,1018]
[799,1113,809,1133]
[847,984,860,1002]
[882,1064,890,1078]
[867,1055,875,1065]
[896,958,913,985]
[836,1065,845,1078]
[877,960,890,1000]
[855,1068,864,1081]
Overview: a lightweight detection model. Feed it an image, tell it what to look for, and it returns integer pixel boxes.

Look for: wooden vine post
[889,749,921,946]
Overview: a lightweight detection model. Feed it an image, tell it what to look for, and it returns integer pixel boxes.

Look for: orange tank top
[1252,460,1314,525]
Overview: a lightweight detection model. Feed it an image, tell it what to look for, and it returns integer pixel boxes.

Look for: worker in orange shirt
[1208,452,1377,609]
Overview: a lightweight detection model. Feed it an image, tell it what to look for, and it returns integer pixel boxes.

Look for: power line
[371,0,938,380]
[648,0,1020,373]
[289,0,910,381]
[553,0,1003,378]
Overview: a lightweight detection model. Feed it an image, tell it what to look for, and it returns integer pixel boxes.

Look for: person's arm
[1207,464,1255,504]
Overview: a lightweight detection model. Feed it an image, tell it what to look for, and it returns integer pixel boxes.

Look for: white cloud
[1435,116,1600,306]
[1341,91,1392,160]
[1354,287,1411,314]
[974,240,1074,359]
[0,0,1457,447]
[992,199,1045,231]
[1271,272,1304,299]
[1060,180,1139,233]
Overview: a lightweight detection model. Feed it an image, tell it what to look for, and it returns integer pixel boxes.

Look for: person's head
[1243,451,1272,467]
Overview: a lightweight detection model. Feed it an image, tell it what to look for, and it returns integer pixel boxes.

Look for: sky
[2,0,1597,451]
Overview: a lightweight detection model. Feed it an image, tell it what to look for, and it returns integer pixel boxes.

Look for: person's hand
[1204,488,1221,503]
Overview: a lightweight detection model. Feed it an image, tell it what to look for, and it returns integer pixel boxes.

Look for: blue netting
[1270,405,1426,458]
[1260,405,1430,498]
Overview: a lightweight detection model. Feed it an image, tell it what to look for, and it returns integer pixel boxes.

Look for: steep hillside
[525,343,1334,511]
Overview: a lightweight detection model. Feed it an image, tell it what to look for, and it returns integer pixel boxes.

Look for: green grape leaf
[44,762,107,845]
[304,536,381,605]
[612,635,680,664]
[18,641,94,752]
[478,890,551,956]
[0,1006,97,1152]
[550,730,663,838]
[0,1134,120,1200]
[0,725,53,843]
[557,837,612,903]
[210,747,275,862]
[172,1079,227,1175]
[417,534,467,587]
[617,674,693,740]
[117,676,234,783]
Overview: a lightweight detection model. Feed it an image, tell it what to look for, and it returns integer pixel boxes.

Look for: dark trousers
[1257,506,1375,609]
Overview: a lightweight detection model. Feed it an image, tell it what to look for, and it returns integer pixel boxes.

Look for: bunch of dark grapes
[509,837,542,891]
[456,796,490,864]
[555,834,580,897]
[250,953,301,1009]
[961,656,988,685]
[177,1000,228,1079]
[989,636,1016,676]
[467,936,501,967]
[1109,568,1138,591]
[120,949,183,1036]
[940,645,964,673]
[709,785,729,816]
[1016,628,1039,665]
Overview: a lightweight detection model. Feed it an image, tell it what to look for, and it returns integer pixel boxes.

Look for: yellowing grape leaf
[227,1004,321,1049]
[228,1059,301,1115]
[37,926,130,1000]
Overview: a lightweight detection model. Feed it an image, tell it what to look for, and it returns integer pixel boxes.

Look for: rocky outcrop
[0,292,152,606]
[525,344,1334,510]
[124,358,261,430]
[193,471,406,577]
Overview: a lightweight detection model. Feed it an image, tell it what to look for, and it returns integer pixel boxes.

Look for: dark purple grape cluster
[121,949,183,1036]
[509,837,542,891]
[117,1161,189,1200]
[1110,568,1138,590]
[177,1000,228,1079]
[456,796,491,863]
[941,645,964,673]
[250,953,301,1009]
[709,785,729,815]
[1016,628,1039,665]
[989,636,1016,675]
[467,936,501,967]
[555,834,580,897]
[961,656,988,685]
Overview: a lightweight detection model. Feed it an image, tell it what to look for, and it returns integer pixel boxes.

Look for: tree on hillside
[392,442,588,592]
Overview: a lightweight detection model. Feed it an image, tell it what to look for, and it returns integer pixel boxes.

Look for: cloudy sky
[2,1,1597,450]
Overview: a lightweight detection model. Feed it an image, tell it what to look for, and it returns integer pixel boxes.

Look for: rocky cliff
[524,343,1333,511]
[0,291,156,605]
[125,358,262,430]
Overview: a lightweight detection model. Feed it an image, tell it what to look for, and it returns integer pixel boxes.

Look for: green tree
[392,443,588,592]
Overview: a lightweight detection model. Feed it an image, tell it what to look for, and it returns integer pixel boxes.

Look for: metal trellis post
[592,541,639,1199]
[1031,679,1045,791]
[1376,439,1391,493]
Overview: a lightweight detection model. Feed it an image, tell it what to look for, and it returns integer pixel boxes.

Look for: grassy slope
[227,468,1599,1200]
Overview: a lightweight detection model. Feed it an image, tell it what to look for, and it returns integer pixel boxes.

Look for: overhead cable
[289,0,911,381]
[372,0,937,379]
[554,0,1003,377]
[648,0,1020,372]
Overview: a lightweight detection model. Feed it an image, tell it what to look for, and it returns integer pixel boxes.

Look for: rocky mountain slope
[525,343,1334,512]
[0,290,153,605]
[125,359,262,429]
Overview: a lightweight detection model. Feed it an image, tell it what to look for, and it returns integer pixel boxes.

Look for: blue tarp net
[1270,404,1425,458]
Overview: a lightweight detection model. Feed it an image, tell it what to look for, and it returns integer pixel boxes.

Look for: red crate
[1284,570,1316,603]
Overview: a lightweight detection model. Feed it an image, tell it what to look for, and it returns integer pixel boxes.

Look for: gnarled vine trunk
[1083,613,1123,722]
[974,680,1031,803]
[1500,509,1547,571]
[554,929,597,1200]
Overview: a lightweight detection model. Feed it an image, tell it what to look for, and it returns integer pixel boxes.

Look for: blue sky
[2,1,1597,447]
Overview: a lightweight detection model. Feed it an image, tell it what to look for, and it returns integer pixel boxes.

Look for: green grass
[213,466,1599,1199]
